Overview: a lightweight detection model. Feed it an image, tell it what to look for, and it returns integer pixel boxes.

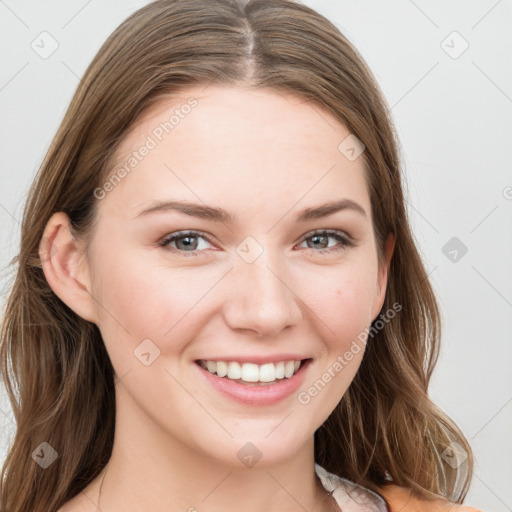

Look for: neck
[91,390,335,511]
[96,443,334,511]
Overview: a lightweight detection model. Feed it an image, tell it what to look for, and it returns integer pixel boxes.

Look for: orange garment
[376,484,484,512]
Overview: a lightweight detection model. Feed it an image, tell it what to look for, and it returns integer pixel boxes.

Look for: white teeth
[258,363,275,383]
[275,361,285,379]
[216,361,228,378]
[227,361,241,380]
[284,361,295,378]
[241,363,259,382]
[199,359,304,383]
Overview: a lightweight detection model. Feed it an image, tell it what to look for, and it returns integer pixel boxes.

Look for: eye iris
[176,235,197,251]
[309,234,328,249]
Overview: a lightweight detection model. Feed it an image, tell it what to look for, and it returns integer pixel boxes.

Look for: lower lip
[194,360,311,406]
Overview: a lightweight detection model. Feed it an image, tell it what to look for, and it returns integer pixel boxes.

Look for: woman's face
[81,85,391,467]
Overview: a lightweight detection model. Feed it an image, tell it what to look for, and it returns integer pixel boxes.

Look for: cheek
[304,263,377,345]
[293,269,376,424]
[91,251,223,364]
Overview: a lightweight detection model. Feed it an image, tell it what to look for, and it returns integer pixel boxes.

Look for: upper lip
[196,354,312,365]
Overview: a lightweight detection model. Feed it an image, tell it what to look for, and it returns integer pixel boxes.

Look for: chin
[209,427,311,469]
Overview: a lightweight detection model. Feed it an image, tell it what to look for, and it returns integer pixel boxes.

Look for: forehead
[100,85,370,221]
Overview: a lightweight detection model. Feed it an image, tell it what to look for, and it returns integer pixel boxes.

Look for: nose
[222,250,303,338]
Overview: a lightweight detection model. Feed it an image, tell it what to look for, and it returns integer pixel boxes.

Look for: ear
[371,233,395,321]
[39,212,99,324]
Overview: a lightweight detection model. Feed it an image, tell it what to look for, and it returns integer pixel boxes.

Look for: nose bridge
[223,236,302,336]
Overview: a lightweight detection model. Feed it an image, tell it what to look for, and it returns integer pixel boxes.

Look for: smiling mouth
[195,358,311,385]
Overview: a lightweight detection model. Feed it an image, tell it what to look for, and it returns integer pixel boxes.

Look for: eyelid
[159,230,215,249]
[158,228,355,255]
[296,229,355,254]
[299,228,354,244]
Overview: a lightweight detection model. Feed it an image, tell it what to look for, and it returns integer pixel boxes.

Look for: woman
[0,1,482,510]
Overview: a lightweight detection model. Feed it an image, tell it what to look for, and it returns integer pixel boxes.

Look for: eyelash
[158,229,354,257]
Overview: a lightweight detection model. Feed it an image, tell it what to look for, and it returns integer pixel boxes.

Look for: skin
[42,84,394,512]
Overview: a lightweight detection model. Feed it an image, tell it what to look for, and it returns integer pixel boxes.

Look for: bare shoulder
[376,483,485,512]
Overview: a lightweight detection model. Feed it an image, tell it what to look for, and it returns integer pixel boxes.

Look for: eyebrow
[134,198,367,223]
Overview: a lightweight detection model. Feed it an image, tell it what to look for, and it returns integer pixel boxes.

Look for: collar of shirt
[315,463,390,512]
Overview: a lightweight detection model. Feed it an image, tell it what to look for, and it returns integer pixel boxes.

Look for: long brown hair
[0,0,473,510]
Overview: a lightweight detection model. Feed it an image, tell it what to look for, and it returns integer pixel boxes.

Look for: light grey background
[1,1,511,510]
